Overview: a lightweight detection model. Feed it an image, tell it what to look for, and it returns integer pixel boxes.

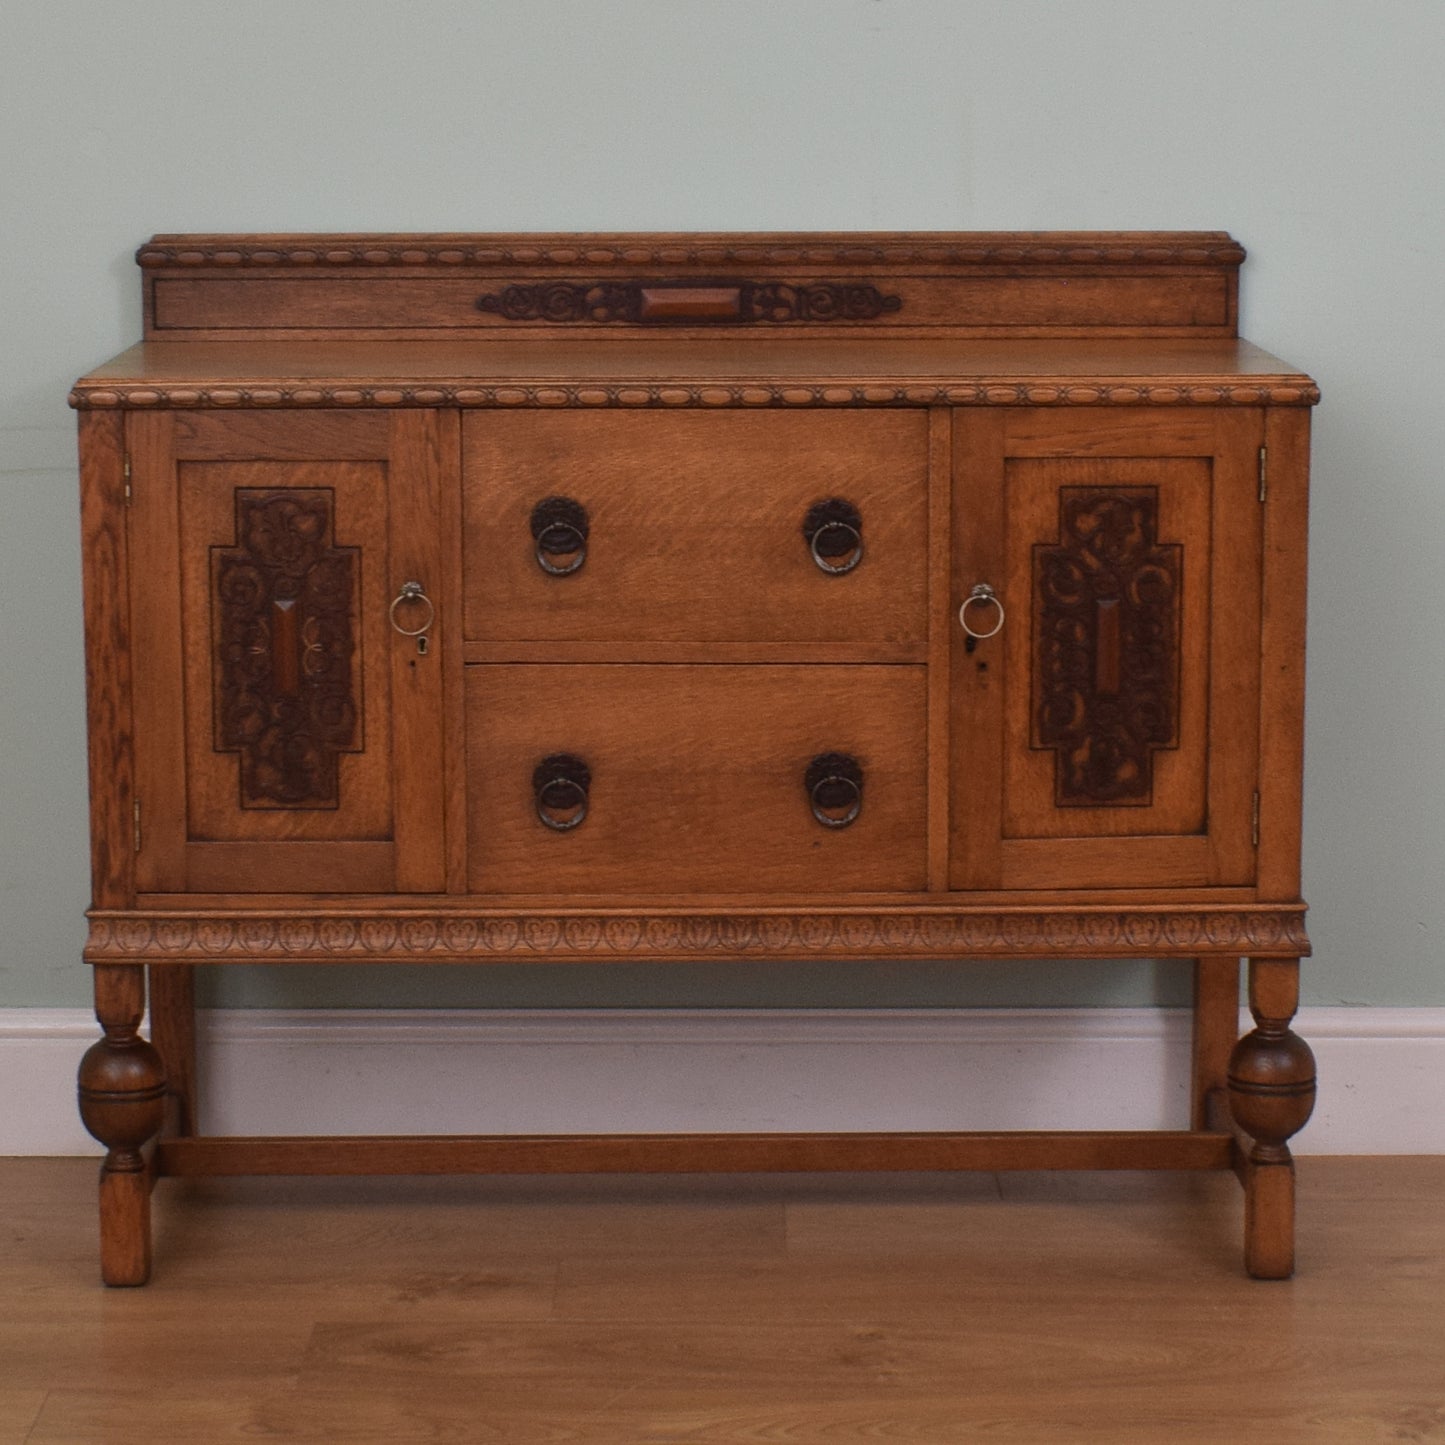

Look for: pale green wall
[3,0,1442,1009]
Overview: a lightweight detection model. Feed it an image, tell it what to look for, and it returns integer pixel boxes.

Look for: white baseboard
[6,1005,1442,1157]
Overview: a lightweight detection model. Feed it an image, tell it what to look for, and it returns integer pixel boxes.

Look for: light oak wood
[76,966,164,1286]
[1002,453,1213,837]
[387,410,449,893]
[76,411,134,910]
[1190,956,1239,1130]
[70,232,1318,1284]
[438,407,470,896]
[125,412,186,894]
[466,663,928,894]
[94,1168,151,1289]
[461,409,929,647]
[951,408,1264,891]
[171,407,392,457]
[0,1390,47,1444]
[155,1130,1234,1177]
[925,406,953,891]
[177,451,392,845]
[146,964,196,1137]
[131,229,1247,342]
[72,336,1319,407]
[947,408,1007,889]
[145,268,1236,340]
[1231,958,1317,1277]
[1256,402,1311,899]
[8,1157,1445,1442]
[130,410,447,894]
[87,900,1310,962]
[461,638,928,663]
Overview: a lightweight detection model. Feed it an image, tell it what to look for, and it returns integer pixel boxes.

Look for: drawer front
[462,411,928,648]
[467,664,927,893]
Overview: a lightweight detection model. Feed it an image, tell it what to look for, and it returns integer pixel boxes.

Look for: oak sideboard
[72,231,1318,1285]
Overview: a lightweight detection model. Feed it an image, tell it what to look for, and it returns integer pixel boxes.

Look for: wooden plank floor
[3,1156,1443,1443]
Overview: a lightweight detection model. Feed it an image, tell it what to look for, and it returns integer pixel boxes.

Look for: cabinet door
[951,410,1263,891]
[128,411,447,894]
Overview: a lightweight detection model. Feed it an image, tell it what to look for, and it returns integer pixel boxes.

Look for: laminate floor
[3,1157,1442,1443]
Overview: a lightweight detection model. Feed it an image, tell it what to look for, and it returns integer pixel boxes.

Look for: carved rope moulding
[70,381,1322,410]
[136,238,1247,269]
[87,909,1310,960]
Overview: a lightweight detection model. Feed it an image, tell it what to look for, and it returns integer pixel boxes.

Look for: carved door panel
[950,410,1264,890]
[128,411,447,893]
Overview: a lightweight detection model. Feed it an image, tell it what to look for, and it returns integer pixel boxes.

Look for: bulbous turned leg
[77,965,166,1286]
[1226,958,1316,1279]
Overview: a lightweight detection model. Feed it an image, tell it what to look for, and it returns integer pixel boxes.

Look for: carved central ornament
[476,280,903,324]
[212,489,360,807]
[1032,487,1182,805]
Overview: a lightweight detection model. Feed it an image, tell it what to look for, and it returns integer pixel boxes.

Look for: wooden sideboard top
[71,337,1318,410]
[119,229,1250,343]
[73,231,1318,405]
[136,230,1248,266]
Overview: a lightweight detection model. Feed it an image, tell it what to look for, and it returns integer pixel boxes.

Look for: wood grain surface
[466,663,928,894]
[70,232,1319,1288]
[128,229,1247,342]
[70,336,1320,410]
[462,409,929,648]
[950,408,1264,891]
[126,410,447,894]
[75,411,134,909]
[7,1156,1443,1443]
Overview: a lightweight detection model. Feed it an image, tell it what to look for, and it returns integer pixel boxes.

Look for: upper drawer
[461,411,928,648]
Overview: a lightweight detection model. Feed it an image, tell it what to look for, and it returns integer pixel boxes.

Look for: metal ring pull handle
[809,521,863,575]
[958,582,1005,640]
[531,496,590,577]
[389,580,435,637]
[803,499,864,575]
[533,754,591,832]
[806,753,864,829]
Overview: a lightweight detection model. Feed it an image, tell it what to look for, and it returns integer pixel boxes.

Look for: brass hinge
[1251,790,1260,848]
[132,798,142,854]
[123,454,132,504]
[1258,445,1267,503]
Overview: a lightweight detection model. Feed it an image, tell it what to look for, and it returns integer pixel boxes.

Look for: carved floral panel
[1032,487,1182,805]
[212,489,360,807]
[475,280,903,324]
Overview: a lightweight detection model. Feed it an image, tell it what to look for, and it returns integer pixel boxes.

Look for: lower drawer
[466,664,927,893]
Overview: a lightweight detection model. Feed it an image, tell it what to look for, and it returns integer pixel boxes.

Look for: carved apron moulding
[85,909,1308,960]
[401,920,440,952]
